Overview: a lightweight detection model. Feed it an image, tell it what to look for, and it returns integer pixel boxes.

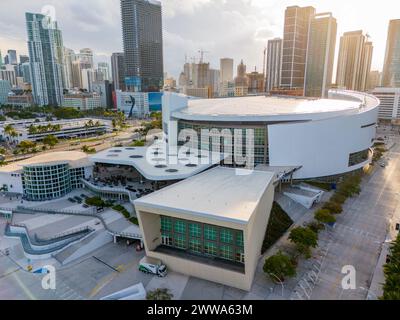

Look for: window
[220,228,233,244]
[220,245,233,261]
[174,234,186,249]
[161,216,172,232]
[236,232,244,247]
[349,149,369,167]
[204,225,217,241]
[174,220,186,234]
[204,242,217,256]
[189,223,201,238]
[189,238,202,253]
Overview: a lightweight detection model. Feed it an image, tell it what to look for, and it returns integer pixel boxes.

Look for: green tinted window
[220,245,233,261]
[220,228,233,244]
[174,220,186,234]
[204,242,217,256]
[189,238,202,253]
[174,234,186,249]
[204,225,217,241]
[189,223,201,238]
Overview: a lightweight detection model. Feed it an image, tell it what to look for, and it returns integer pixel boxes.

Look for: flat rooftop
[172,92,379,122]
[90,143,225,181]
[134,166,275,224]
[0,151,90,173]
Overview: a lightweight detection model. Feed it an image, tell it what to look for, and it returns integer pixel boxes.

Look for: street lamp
[268,273,284,297]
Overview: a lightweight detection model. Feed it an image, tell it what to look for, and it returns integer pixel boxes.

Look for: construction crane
[198,49,210,64]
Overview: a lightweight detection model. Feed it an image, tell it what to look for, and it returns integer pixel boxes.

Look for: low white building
[63,92,101,110]
[0,118,112,144]
[372,87,400,122]
[115,91,149,118]
[0,151,92,200]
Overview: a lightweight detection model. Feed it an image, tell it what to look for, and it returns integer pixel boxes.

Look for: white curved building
[163,90,380,180]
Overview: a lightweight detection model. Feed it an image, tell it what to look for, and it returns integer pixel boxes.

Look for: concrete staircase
[54,230,113,265]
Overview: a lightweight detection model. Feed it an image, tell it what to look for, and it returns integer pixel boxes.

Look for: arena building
[163,90,380,180]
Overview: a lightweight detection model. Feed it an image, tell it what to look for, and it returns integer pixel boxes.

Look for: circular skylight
[186,164,198,167]
[155,164,167,169]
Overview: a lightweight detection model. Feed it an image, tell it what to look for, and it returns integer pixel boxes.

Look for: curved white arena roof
[172,90,380,123]
[90,144,225,181]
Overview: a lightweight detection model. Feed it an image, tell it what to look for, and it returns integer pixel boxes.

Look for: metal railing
[80,179,136,202]
[34,226,94,243]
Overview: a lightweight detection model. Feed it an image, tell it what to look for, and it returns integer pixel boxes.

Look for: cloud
[0,0,392,81]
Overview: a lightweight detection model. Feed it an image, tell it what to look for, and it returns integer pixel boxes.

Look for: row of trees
[28,123,62,135]
[264,173,364,284]
[381,234,400,300]
[13,135,59,155]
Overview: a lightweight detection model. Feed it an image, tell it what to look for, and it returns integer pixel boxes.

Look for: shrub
[263,251,296,282]
[146,288,173,300]
[315,209,336,224]
[381,234,400,300]
[112,204,131,219]
[323,201,343,214]
[331,193,347,205]
[307,221,325,234]
[85,196,106,208]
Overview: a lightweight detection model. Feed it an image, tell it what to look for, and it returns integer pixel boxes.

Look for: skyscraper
[97,62,111,81]
[359,41,373,92]
[280,6,316,91]
[382,19,400,87]
[0,50,3,69]
[19,55,29,64]
[111,52,126,91]
[120,0,164,92]
[7,50,17,65]
[26,12,64,106]
[63,48,76,89]
[336,31,373,92]
[266,38,282,93]
[305,13,337,97]
[235,60,248,87]
[78,48,94,69]
[220,58,234,83]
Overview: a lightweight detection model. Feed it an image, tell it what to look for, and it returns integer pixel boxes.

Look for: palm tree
[4,124,14,136]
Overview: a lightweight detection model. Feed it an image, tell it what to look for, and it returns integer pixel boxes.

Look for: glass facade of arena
[22,164,87,201]
[177,120,269,165]
[160,216,245,264]
[348,149,369,167]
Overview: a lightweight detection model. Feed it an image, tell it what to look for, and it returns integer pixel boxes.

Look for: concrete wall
[245,181,275,287]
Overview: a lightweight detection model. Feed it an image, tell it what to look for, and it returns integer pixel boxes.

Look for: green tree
[289,227,318,259]
[314,209,336,224]
[42,135,59,148]
[263,251,297,282]
[323,201,343,214]
[146,288,173,301]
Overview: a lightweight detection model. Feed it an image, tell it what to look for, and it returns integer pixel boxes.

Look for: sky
[0,0,398,80]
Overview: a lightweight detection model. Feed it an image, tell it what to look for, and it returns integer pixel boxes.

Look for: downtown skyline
[0,0,398,80]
